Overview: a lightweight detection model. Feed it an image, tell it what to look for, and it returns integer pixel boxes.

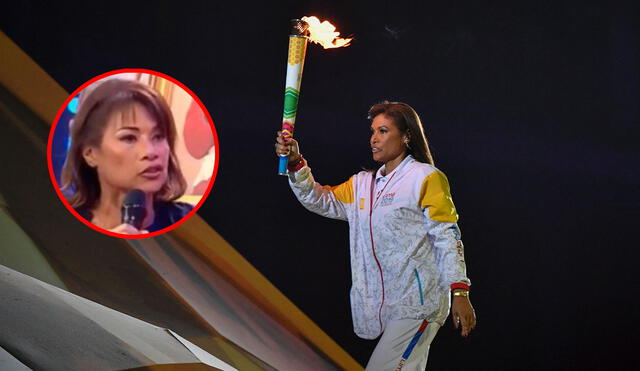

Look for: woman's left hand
[451,295,476,337]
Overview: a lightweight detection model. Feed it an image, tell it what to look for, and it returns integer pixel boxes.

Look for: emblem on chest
[379,192,396,207]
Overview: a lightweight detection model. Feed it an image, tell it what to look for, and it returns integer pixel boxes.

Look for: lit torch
[278,16,352,175]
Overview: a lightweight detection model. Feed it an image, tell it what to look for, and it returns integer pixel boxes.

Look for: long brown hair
[60,78,186,209]
[368,101,435,165]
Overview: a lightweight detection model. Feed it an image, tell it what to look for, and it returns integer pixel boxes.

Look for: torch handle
[278,155,289,175]
[278,35,308,175]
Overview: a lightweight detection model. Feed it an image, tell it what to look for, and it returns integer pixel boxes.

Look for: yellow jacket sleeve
[323,177,354,204]
[419,171,458,223]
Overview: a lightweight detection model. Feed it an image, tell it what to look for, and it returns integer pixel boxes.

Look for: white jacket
[288,155,471,339]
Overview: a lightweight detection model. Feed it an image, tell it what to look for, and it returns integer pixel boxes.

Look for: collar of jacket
[375,155,415,181]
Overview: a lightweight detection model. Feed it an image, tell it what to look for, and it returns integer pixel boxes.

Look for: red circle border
[46,68,220,239]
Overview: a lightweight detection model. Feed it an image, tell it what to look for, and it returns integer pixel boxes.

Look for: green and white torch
[278,19,310,175]
[277,16,352,175]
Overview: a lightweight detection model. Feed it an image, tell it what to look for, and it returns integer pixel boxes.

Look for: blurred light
[67,97,79,114]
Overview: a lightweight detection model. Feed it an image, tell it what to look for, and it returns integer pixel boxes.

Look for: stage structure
[0,31,362,371]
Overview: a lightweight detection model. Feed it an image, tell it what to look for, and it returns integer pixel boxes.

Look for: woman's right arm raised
[275,132,351,221]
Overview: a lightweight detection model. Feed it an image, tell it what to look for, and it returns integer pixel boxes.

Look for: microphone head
[121,189,146,230]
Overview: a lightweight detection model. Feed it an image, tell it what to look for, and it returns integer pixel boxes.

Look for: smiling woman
[275,101,476,370]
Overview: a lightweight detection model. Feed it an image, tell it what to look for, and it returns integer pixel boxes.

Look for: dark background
[2,1,638,369]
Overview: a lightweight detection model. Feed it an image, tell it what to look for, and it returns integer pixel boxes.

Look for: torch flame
[301,16,352,49]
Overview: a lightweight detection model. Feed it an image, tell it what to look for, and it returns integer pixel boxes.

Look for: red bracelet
[287,156,306,172]
[450,283,470,291]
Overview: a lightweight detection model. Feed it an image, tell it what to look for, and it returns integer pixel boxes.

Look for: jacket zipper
[368,171,397,332]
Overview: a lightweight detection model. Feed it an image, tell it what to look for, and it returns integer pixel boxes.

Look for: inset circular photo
[47,69,218,238]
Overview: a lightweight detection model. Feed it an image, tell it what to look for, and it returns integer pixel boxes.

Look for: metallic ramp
[0,265,233,371]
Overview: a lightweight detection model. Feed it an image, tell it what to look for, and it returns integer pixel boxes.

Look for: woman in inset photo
[60,78,193,235]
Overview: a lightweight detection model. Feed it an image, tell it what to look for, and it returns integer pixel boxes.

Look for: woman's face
[370,114,407,164]
[83,103,170,196]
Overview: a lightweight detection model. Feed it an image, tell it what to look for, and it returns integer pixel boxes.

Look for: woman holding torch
[275,101,476,370]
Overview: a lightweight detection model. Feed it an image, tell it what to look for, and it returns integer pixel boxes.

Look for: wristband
[287,156,305,172]
[450,282,470,291]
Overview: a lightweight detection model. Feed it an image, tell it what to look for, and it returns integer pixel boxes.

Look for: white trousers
[365,319,441,371]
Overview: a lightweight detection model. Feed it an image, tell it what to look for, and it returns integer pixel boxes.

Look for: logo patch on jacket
[380,192,396,207]
[359,198,365,210]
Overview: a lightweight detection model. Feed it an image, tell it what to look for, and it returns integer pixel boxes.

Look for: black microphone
[121,189,146,230]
